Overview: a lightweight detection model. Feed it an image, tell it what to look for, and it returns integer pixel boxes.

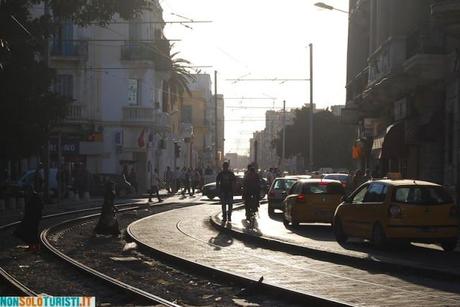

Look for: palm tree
[166,50,195,111]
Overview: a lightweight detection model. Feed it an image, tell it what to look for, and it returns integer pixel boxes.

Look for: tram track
[0,199,180,306]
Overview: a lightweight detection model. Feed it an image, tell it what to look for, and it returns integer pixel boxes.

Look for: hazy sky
[161,0,349,155]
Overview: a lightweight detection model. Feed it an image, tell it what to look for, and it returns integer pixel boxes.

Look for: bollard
[68,190,74,199]
[0,199,5,212]
[74,193,80,201]
[16,197,25,211]
[7,197,16,210]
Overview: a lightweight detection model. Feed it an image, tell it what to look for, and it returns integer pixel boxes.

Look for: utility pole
[43,0,50,203]
[309,43,314,172]
[282,100,286,171]
[214,70,218,168]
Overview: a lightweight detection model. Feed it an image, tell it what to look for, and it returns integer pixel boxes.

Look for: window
[54,74,73,98]
[181,105,192,123]
[351,185,369,204]
[128,79,139,105]
[289,182,301,195]
[393,186,453,205]
[302,182,345,195]
[274,179,297,190]
[363,183,387,203]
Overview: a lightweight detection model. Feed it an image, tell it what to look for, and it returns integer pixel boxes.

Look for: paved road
[129,200,460,306]
[219,203,460,275]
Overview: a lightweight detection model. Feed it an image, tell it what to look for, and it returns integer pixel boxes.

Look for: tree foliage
[274,107,355,170]
[0,0,151,160]
[167,50,195,109]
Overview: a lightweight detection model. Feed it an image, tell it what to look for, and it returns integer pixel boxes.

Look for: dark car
[202,175,267,200]
[91,173,133,197]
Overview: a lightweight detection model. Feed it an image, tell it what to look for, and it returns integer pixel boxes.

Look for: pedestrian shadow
[209,230,234,251]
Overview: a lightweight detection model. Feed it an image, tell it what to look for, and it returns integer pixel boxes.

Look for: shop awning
[371,122,408,159]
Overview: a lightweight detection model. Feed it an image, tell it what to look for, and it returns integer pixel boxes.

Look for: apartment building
[344,0,460,195]
[48,1,174,192]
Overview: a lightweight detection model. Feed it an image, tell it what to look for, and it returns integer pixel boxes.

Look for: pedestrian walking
[216,162,236,223]
[181,167,192,196]
[94,180,120,236]
[149,168,163,202]
[164,166,173,193]
[14,170,44,252]
[128,168,137,193]
[243,164,261,222]
[174,167,181,194]
[191,168,201,195]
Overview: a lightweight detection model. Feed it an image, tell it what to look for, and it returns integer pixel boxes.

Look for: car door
[341,183,369,236]
[284,182,302,219]
[360,183,389,238]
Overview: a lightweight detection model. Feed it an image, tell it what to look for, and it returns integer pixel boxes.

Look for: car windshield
[393,186,453,205]
[302,182,345,195]
[273,179,296,190]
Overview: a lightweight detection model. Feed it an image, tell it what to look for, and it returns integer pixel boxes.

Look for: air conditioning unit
[114,131,123,146]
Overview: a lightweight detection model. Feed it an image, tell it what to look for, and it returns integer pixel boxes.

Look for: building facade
[344,0,460,196]
[46,1,174,192]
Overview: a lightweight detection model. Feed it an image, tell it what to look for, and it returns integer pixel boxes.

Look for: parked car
[322,173,351,189]
[91,173,133,197]
[267,176,302,216]
[283,179,345,227]
[332,180,459,251]
[202,175,267,200]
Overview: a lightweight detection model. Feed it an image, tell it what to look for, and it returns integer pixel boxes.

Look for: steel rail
[39,205,180,307]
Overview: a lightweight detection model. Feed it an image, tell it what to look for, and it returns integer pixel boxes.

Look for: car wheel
[283,215,290,227]
[207,194,215,200]
[372,223,387,249]
[441,240,457,252]
[333,217,348,244]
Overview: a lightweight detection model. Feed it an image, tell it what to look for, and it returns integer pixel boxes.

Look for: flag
[138,128,145,148]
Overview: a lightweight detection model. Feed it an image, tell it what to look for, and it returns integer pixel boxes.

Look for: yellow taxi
[283,179,345,227]
[332,180,459,251]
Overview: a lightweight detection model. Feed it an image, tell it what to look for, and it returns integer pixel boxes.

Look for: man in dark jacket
[216,162,236,222]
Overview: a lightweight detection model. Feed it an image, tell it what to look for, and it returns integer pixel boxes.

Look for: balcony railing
[122,106,155,122]
[406,28,444,59]
[66,104,87,121]
[368,37,406,86]
[346,66,369,102]
[121,40,171,70]
[50,41,88,59]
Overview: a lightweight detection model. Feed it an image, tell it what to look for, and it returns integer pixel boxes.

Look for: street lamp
[314,2,349,14]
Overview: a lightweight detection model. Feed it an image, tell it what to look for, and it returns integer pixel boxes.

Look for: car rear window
[324,175,348,183]
[273,179,297,190]
[302,182,345,195]
[393,186,453,205]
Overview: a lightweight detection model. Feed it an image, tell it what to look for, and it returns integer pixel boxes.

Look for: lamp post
[314,2,349,14]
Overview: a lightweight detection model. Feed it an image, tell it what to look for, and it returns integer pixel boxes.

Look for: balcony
[120,40,171,70]
[346,66,369,105]
[368,37,407,86]
[403,29,446,83]
[122,106,172,132]
[50,41,88,61]
[431,0,460,36]
[122,106,155,123]
[65,104,87,121]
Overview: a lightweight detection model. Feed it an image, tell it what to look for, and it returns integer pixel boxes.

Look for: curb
[127,215,350,307]
[210,213,460,281]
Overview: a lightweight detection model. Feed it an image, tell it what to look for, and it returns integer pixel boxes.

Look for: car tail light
[450,206,458,217]
[296,194,305,202]
[389,205,401,218]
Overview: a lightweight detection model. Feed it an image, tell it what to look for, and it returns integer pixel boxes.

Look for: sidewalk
[128,204,460,306]
[211,203,460,278]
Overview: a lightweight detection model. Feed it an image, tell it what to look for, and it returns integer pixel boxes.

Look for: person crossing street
[216,162,236,223]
